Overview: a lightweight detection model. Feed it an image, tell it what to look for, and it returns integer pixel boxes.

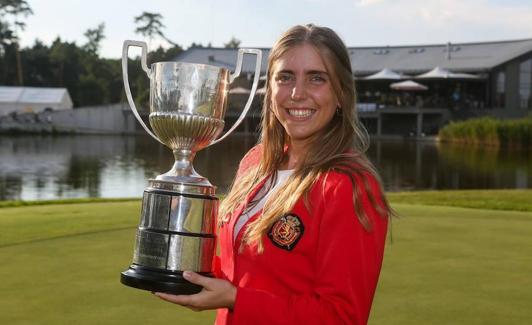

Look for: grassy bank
[438,117,532,147]
[1,192,532,324]
[388,189,532,212]
[0,197,139,208]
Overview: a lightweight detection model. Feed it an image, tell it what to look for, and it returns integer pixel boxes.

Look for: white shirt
[233,169,294,241]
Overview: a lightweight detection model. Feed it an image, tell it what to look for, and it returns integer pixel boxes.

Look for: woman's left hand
[154,271,237,312]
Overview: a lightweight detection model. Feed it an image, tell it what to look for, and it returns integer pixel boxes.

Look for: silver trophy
[120,40,261,294]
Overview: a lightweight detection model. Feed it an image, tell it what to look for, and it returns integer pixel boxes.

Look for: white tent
[363,68,407,80]
[414,67,480,79]
[0,86,73,116]
[390,80,428,91]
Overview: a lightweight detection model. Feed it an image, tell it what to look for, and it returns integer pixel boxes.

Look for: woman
[155,24,392,325]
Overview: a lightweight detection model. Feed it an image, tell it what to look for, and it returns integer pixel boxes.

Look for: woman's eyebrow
[276,70,294,75]
[306,70,328,75]
[276,69,328,75]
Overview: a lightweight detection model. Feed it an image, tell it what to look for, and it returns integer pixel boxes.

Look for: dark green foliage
[0,6,187,107]
[0,37,182,107]
[439,117,532,147]
[224,36,241,49]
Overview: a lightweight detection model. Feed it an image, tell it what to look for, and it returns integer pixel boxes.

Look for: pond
[0,134,530,201]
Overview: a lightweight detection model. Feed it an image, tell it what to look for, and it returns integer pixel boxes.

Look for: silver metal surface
[167,234,216,272]
[122,41,262,278]
[147,179,215,196]
[122,40,262,184]
[140,192,171,230]
[168,195,217,234]
[133,230,169,269]
[147,62,229,184]
[150,62,229,119]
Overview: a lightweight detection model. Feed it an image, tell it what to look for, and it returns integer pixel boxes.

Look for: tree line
[0,1,241,108]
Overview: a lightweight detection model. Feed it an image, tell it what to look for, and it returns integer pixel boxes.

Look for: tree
[134,11,180,49]
[83,22,105,56]
[224,37,241,49]
[134,12,164,46]
[0,0,33,85]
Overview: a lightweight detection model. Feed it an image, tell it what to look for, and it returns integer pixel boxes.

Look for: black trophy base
[121,265,212,295]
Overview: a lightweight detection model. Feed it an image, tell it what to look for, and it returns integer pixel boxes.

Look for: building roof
[0,86,71,105]
[174,38,532,76]
[175,47,271,76]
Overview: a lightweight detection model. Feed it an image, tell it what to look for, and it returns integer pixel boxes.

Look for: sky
[16,0,532,59]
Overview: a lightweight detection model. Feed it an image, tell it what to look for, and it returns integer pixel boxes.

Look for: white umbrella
[363,68,407,80]
[415,67,479,79]
[390,80,428,91]
[229,87,251,94]
[449,72,481,79]
[256,87,267,95]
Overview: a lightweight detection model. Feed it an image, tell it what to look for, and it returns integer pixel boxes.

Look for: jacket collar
[227,174,271,247]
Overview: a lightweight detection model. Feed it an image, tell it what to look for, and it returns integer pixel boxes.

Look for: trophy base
[121,265,212,295]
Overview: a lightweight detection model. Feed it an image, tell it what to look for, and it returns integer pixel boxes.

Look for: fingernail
[183,271,191,279]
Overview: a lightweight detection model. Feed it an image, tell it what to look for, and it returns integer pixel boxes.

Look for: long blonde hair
[220,24,391,252]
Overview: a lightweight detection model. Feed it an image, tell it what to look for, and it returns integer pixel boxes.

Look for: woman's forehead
[272,43,328,72]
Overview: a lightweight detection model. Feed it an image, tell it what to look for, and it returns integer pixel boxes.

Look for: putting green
[1,200,531,324]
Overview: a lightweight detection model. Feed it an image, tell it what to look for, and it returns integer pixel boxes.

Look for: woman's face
[270,43,339,146]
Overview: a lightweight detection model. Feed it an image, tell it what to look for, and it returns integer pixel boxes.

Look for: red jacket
[215,145,388,325]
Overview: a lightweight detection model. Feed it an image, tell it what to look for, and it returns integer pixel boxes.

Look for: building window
[408,48,425,54]
[496,71,505,108]
[373,49,389,55]
[519,58,532,110]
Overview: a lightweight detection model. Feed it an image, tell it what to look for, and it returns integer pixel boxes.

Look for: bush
[439,117,532,147]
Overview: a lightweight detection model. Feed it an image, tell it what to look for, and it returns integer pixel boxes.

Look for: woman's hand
[154,271,237,312]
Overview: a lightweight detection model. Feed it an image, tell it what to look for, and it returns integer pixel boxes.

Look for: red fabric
[215,145,388,325]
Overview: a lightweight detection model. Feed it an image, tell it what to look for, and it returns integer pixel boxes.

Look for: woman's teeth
[288,109,314,118]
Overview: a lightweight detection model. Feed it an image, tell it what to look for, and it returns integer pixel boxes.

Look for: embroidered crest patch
[268,214,304,251]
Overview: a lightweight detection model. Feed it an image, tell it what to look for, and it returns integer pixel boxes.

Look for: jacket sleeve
[230,173,388,325]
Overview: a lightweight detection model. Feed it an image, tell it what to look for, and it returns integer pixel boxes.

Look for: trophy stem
[172,148,197,176]
[155,149,211,186]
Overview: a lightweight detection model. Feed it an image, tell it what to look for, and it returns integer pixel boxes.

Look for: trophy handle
[122,40,165,145]
[210,48,262,146]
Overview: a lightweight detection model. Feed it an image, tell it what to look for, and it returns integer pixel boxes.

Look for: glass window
[519,58,532,110]
[496,71,505,108]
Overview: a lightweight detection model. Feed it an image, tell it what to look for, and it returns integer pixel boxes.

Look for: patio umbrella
[415,67,479,79]
[363,68,407,80]
[229,87,251,94]
[256,87,267,95]
[390,80,428,91]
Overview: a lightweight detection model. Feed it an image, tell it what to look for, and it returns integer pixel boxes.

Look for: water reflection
[370,140,531,190]
[0,134,530,201]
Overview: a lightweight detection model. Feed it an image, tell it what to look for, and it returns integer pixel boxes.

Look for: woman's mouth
[286,108,315,118]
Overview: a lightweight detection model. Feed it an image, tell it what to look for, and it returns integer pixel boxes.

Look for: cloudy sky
[17,0,532,58]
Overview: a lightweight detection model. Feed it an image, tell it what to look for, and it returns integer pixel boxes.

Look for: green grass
[388,189,532,212]
[0,201,215,324]
[0,197,139,208]
[371,204,532,325]
[1,193,531,324]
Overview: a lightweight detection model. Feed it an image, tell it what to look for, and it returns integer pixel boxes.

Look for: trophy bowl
[120,40,262,294]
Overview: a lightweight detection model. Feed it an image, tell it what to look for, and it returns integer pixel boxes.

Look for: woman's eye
[310,74,326,83]
[276,74,293,83]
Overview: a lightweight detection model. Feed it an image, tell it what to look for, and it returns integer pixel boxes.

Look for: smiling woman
[154,24,393,325]
[270,43,339,155]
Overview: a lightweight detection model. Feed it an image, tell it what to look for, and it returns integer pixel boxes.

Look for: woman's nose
[290,80,307,101]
